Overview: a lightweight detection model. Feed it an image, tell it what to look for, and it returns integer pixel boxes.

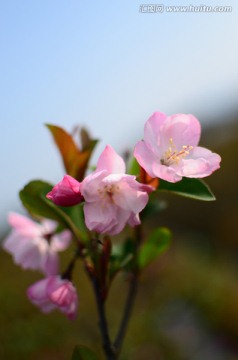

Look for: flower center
[97,184,120,204]
[43,232,53,243]
[161,138,193,166]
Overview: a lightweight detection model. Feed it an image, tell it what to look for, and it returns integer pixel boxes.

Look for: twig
[113,272,138,352]
[90,275,116,360]
[113,225,142,355]
[86,225,142,360]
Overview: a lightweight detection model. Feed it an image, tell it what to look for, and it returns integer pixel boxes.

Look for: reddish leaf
[80,127,91,151]
[46,124,97,181]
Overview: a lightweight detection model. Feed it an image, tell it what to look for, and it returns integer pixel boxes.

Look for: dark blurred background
[1,114,238,360]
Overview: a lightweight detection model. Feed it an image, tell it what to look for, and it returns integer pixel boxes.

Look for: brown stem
[86,226,142,360]
[89,274,117,360]
[61,249,80,280]
[113,273,138,352]
[113,225,142,355]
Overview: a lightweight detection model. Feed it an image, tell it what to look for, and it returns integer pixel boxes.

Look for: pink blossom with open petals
[27,276,78,320]
[80,145,153,235]
[134,112,221,183]
[3,213,72,275]
[46,175,83,206]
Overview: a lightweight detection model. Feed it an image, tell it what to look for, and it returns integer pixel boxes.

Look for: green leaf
[158,178,216,201]
[138,227,171,269]
[128,157,140,176]
[19,180,87,241]
[71,345,98,360]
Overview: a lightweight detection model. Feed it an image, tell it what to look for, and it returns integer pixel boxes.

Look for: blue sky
[1,0,237,230]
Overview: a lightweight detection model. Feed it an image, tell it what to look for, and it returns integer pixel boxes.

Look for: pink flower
[3,213,72,275]
[47,146,153,235]
[80,145,153,235]
[27,276,78,320]
[46,175,84,206]
[134,112,221,183]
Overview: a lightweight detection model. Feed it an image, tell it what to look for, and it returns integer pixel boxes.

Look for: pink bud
[27,276,78,320]
[46,175,84,206]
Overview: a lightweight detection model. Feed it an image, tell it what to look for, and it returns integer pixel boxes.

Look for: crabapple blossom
[27,275,78,320]
[46,175,83,206]
[47,145,153,235]
[134,112,221,183]
[3,212,72,275]
[80,145,153,235]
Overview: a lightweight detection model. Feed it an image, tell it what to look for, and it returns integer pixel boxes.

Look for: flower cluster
[47,112,220,232]
[2,111,221,323]
[3,212,78,319]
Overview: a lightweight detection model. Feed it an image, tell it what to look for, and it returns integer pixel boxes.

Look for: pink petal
[41,219,57,234]
[50,230,72,252]
[27,278,55,313]
[144,111,167,152]
[50,282,75,306]
[3,231,45,270]
[7,212,41,237]
[41,250,59,275]
[134,139,182,182]
[28,276,78,319]
[126,175,154,193]
[81,170,107,202]
[84,202,118,234]
[177,146,221,178]
[152,162,182,183]
[16,243,43,270]
[48,277,78,320]
[113,176,149,213]
[162,114,201,150]
[128,213,141,227]
[46,175,83,207]
[66,302,78,321]
[108,207,131,235]
[96,145,126,174]
[28,278,49,300]
[134,141,159,178]
[3,231,24,254]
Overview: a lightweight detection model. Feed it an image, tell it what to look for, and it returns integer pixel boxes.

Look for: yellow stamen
[161,138,193,166]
